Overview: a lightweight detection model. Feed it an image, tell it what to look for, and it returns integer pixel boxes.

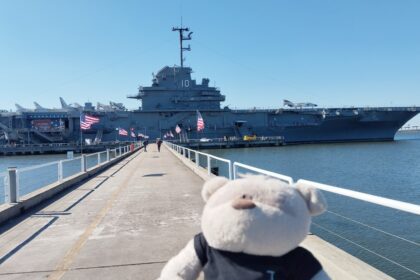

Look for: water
[0,136,419,278]
[203,134,420,280]
[0,151,120,204]
[0,154,77,204]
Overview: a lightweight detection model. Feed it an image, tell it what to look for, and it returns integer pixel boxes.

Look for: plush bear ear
[295,182,327,216]
[202,177,229,202]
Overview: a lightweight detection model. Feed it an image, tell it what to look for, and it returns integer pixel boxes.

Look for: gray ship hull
[79,107,419,144]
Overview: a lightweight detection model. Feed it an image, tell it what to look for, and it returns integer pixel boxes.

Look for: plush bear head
[201,175,327,257]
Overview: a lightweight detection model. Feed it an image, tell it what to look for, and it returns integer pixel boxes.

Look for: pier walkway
[0,146,204,279]
[0,145,392,279]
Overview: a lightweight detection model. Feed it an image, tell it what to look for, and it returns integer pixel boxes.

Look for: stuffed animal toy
[159,175,330,280]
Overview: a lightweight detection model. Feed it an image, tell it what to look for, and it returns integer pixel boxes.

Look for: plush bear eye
[241,194,253,200]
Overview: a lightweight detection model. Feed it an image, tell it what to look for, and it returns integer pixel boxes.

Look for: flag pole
[80,113,83,154]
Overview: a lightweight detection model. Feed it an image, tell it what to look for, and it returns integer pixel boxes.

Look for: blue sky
[1,0,420,125]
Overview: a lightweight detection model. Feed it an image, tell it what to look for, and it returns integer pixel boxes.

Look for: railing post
[81,154,87,172]
[106,149,110,162]
[6,167,18,203]
[207,156,211,175]
[188,149,191,160]
[119,146,122,156]
[195,152,199,167]
[97,153,101,165]
[233,164,237,180]
[58,161,63,182]
[228,161,233,180]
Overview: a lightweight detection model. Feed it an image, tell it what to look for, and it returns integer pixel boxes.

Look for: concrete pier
[0,145,392,279]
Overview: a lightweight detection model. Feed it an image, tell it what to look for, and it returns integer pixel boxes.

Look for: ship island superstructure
[1,27,420,149]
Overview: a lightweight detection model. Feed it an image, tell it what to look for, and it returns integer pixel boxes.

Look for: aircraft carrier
[1,27,419,150]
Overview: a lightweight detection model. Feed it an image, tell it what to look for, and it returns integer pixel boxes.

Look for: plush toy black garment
[194,233,322,280]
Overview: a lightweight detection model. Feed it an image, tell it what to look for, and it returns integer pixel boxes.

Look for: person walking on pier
[156,138,163,152]
[143,140,148,152]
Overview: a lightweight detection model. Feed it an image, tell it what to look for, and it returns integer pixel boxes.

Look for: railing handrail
[0,143,140,204]
[195,150,231,164]
[13,150,104,173]
[297,179,420,216]
[167,142,420,216]
[166,142,232,179]
[61,156,82,163]
[233,162,294,184]
[18,161,59,172]
[171,144,231,164]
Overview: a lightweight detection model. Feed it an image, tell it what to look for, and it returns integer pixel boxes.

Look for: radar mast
[172,26,193,68]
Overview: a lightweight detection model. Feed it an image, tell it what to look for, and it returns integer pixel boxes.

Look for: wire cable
[326,210,420,247]
[312,222,420,276]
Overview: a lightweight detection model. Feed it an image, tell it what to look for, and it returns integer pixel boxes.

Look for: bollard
[6,167,18,203]
[81,154,87,172]
[106,149,110,162]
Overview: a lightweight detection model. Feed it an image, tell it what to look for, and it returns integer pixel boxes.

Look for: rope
[312,222,420,276]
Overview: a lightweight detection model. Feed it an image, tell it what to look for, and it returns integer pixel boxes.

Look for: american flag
[175,125,181,134]
[197,110,205,131]
[80,113,100,130]
[118,128,128,136]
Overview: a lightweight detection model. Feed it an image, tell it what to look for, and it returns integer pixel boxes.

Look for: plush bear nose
[232,196,256,210]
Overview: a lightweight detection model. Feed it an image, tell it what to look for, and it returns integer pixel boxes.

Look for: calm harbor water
[203,132,420,280]
[0,132,419,279]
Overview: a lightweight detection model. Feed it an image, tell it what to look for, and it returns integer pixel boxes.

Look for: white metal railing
[233,162,293,184]
[166,142,232,180]
[0,173,7,203]
[1,143,140,204]
[296,179,420,216]
[61,156,82,180]
[166,142,420,216]
[165,142,420,278]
